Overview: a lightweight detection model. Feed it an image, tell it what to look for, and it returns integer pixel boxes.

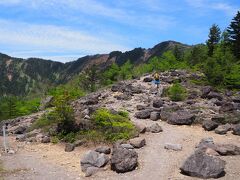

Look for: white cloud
[0,19,130,61]
[185,0,239,16]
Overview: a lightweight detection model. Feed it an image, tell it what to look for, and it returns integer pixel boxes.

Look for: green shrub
[91,108,137,142]
[167,83,187,101]
[51,136,60,144]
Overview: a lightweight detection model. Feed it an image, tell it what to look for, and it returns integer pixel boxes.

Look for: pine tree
[227,11,240,59]
[206,24,221,56]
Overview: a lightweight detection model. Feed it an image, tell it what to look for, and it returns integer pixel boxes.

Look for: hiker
[153,72,160,89]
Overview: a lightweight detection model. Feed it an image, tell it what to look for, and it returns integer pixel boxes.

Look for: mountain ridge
[0,41,191,96]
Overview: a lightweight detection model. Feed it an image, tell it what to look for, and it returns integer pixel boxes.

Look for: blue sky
[0,0,239,62]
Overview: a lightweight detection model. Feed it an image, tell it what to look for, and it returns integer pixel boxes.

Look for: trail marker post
[2,123,8,153]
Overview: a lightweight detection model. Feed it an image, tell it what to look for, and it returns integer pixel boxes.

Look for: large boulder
[201,86,213,98]
[215,124,232,135]
[211,115,225,124]
[150,112,161,121]
[232,96,240,103]
[111,146,138,173]
[206,92,223,101]
[14,126,27,134]
[129,137,146,149]
[135,110,151,119]
[80,150,109,172]
[214,144,240,156]
[180,149,225,179]
[202,120,218,131]
[152,99,164,108]
[219,102,234,112]
[167,110,195,125]
[232,124,240,136]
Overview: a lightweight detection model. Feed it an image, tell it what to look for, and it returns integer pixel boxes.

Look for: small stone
[135,124,146,134]
[120,144,134,149]
[164,143,182,151]
[41,136,50,143]
[129,138,146,148]
[65,143,75,152]
[95,146,111,154]
[147,123,163,133]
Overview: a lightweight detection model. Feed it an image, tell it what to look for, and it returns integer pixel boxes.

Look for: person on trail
[153,72,160,89]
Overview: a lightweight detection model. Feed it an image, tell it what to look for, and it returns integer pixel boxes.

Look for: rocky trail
[1,70,240,180]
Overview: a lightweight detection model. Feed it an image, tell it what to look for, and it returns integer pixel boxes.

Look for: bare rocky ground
[1,71,240,180]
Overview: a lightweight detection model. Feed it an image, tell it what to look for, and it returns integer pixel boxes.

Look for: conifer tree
[227,11,240,59]
[206,24,221,56]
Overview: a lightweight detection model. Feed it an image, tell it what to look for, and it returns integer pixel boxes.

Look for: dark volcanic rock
[219,102,234,112]
[147,123,163,133]
[211,115,225,124]
[214,144,240,156]
[111,146,138,173]
[202,120,218,131]
[81,150,109,172]
[201,86,213,98]
[95,146,111,154]
[14,126,27,134]
[41,136,50,143]
[129,137,146,148]
[152,99,164,108]
[167,110,195,125]
[143,77,153,82]
[135,110,151,119]
[215,124,232,135]
[150,112,161,121]
[180,149,225,179]
[206,92,223,101]
[65,143,75,152]
[232,124,240,136]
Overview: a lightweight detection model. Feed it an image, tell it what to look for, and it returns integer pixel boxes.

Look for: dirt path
[2,122,240,180]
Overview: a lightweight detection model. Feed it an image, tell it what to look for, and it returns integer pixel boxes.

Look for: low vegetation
[167,83,187,101]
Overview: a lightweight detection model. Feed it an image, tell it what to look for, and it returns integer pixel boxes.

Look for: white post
[3,125,7,153]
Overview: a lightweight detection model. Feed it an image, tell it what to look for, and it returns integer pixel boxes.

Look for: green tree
[119,60,133,80]
[186,45,208,66]
[102,63,120,85]
[207,24,221,56]
[78,65,99,92]
[227,11,240,59]
[173,45,183,61]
